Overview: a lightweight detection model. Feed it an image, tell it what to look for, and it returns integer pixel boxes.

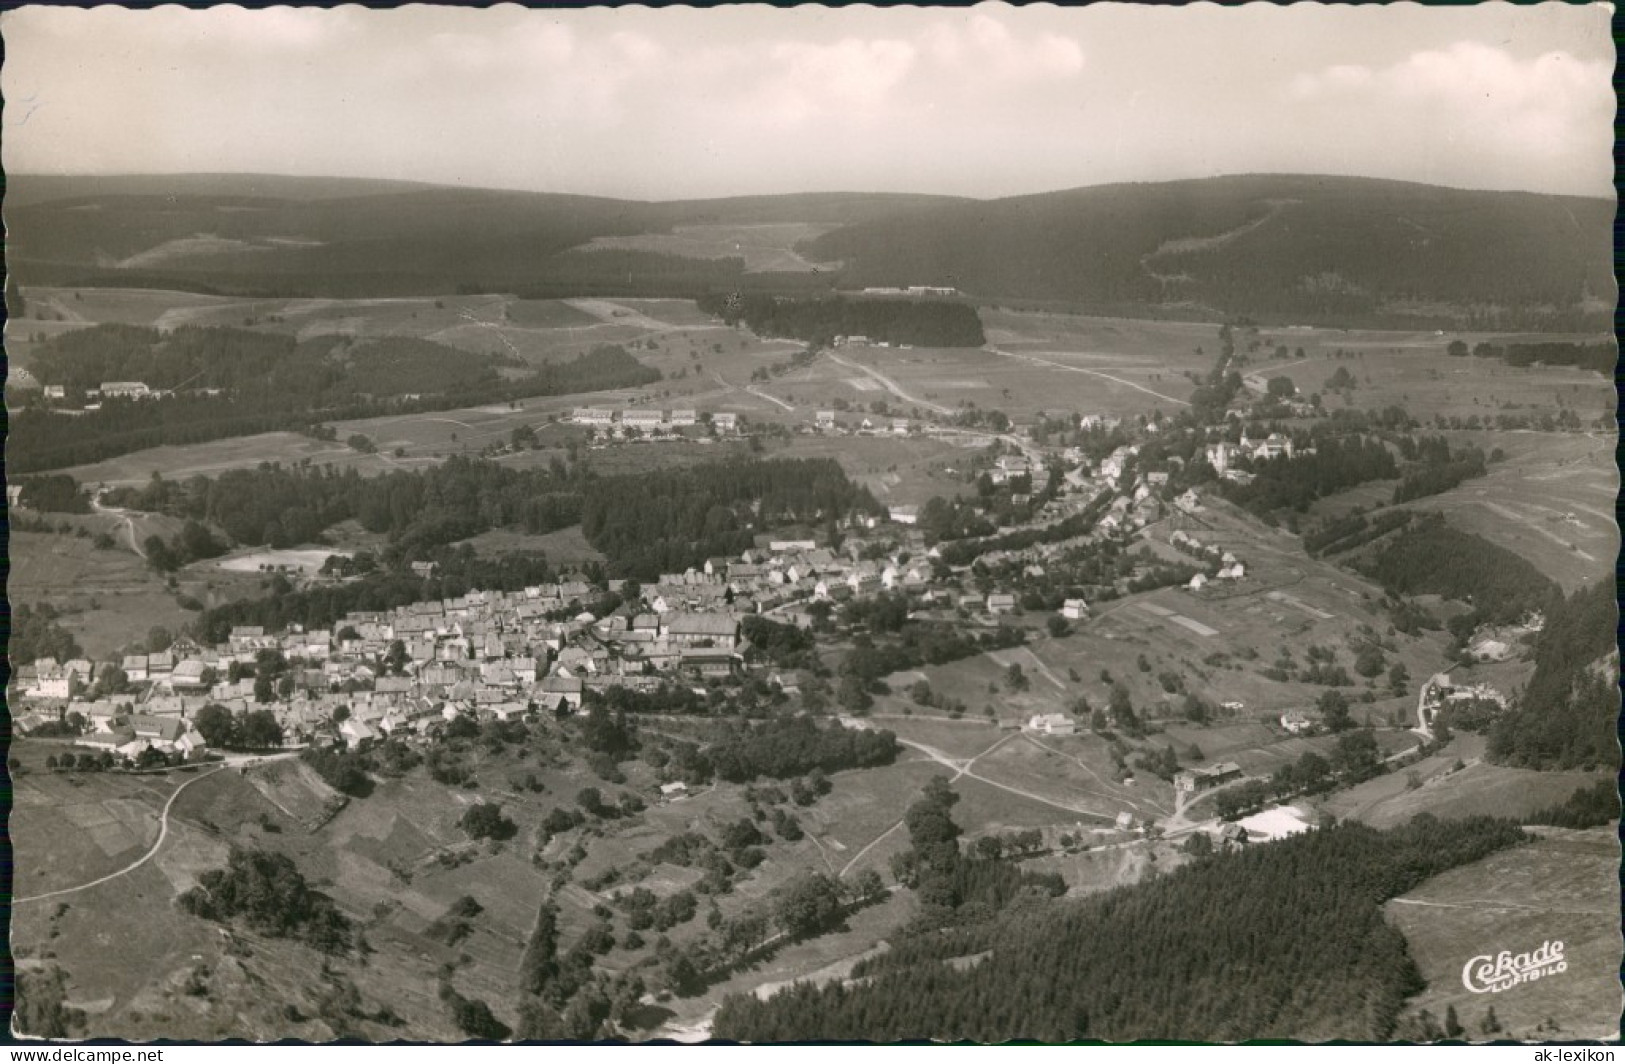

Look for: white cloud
[0,4,1610,199]
[1293,43,1612,153]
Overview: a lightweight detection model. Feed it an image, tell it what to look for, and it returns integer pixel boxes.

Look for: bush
[460,803,516,841]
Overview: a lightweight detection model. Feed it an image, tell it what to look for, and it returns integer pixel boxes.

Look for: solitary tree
[1317,688,1354,733]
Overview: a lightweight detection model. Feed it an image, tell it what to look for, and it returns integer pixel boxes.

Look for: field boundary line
[15,764,229,904]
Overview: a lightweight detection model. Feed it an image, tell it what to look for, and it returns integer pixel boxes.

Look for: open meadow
[574,223,842,273]
[1385,828,1620,1042]
[8,525,270,658]
[1318,752,1610,829]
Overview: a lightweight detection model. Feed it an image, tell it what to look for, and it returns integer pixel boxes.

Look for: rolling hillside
[806,174,1615,329]
[4,175,958,299]
[6,172,1612,327]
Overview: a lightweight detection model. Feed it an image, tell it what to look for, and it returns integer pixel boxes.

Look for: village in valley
[7,291,1617,1043]
[4,2,1617,1048]
[11,343,1392,778]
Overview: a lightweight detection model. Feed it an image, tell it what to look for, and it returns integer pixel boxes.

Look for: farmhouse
[122,654,150,683]
[889,505,918,526]
[1025,713,1077,736]
[1061,598,1089,620]
[539,675,584,714]
[1174,761,1243,794]
[1280,710,1314,735]
[678,647,739,679]
[669,409,698,427]
[572,407,615,426]
[129,714,192,752]
[1243,431,1294,461]
[665,612,740,649]
[712,412,738,433]
[100,381,153,400]
[169,659,211,692]
[815,410,838,431]
[986,593,1016,615]
[1204,442,1239,474]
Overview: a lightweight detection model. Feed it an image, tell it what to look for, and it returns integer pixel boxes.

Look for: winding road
[13,758,291,904]
[839,730,1127,879]
[91,488,146,558]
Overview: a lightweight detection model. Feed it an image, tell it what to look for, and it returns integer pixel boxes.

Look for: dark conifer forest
[697,293,986,348]
[1351,514,1558,627]
[579,458,883,579]
[1487,579,1618,770]
[713,814,1527,1042]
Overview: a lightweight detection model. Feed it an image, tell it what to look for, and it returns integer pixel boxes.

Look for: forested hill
[9,173,1608,325]
[805,174,1614,329]
[713,815,1528,1042]
[1487,579,1619,771]
[4,175,955,299]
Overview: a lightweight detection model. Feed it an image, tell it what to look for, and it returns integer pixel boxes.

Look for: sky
[1,3,1614,201]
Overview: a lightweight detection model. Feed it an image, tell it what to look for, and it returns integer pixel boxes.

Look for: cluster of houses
[570,407,738,435]
[39,381,164,406]
[1204,431,1311,484]
[13,520,1024,755]
[1417,673,1509,734]
[812,410,912,436]
[1168,530,1248,590]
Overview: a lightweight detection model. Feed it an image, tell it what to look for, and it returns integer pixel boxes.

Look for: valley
[6,178,1616,1046]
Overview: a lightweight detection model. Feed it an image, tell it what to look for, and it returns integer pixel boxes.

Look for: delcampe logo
[1462,939,1567,994]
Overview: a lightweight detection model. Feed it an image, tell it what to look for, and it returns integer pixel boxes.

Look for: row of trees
[706,717,899,783]
[193,703,286,750]
[1447,338,1614,375]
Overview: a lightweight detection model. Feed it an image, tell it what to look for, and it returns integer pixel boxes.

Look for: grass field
[1385,827,1619,1041]
[8,526,267,658]
[1307,429,1615,593]
[60,431,428,487]
[1298,342,1613,426]
[1318,758,1610,829]
[8,745,186,897]
[575,223,841,273]
[763,432,974,508]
